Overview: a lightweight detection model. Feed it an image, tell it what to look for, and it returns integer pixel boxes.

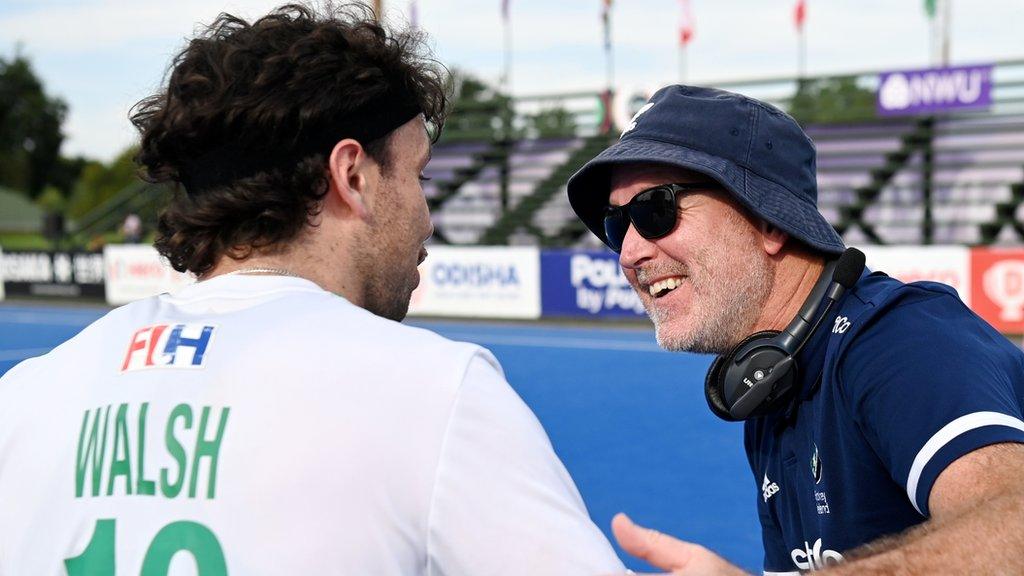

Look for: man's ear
[327,138,375,221]
[760,221,789,256]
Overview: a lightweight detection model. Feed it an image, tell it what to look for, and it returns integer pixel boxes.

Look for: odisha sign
[877,64,993,116]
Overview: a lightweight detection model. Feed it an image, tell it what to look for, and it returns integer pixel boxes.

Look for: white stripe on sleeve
[906,411,1024,515]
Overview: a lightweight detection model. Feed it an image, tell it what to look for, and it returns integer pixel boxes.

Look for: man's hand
[611,513,748,576]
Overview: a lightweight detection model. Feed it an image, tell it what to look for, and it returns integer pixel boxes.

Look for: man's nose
[619,224,656,271]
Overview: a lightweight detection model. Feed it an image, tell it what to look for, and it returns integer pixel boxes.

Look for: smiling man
[0,4,623,574]
[568,85,1024,574]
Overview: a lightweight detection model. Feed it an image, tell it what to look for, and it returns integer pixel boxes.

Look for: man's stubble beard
[645,241,775,355]
[354,183,418,323]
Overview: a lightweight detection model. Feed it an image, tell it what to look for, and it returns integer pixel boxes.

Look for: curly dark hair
[130,2,449,276]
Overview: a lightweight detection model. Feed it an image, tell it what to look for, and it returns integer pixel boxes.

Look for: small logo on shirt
[762,473,780,502]
[791,539,844,571]
[832,316,851,334]
[810,443,822,484]
[121,324,216,372]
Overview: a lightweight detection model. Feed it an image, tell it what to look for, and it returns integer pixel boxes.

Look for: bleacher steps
[479,133,614,245]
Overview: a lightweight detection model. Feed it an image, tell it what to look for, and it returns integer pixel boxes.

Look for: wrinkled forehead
[609,163,711,204]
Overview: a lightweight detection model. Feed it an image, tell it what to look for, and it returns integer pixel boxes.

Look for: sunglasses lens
[630,187,677,239]
[603,209,629,253]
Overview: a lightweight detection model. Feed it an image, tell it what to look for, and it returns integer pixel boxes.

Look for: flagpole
[503,5,512,96]
[941,0,951,66]
[373,0,383,20]
[929,7,937,64]
[604,6,614,93]
[798,27,806,78]
[795,0,806,79]
[679,44,687,84]
[606,39,614,94]
[926,0,939,65]
[678,0,691,84]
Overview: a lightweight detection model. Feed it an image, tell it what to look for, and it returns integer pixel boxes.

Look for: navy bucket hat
[567,85,845,255]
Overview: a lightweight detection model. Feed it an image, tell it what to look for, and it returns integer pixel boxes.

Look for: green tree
[67,146,140,220]
[527,107,576,138]
[0,53,68,197]
[441,70,513,142]
[788,76,877,125]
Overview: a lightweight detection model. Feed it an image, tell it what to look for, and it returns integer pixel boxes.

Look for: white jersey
[0,275,623,575]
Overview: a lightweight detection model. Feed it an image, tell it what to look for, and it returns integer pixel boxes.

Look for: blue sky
[2,0,1022,162]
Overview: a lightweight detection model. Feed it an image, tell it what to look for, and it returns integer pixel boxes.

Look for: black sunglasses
[603,182,719,252]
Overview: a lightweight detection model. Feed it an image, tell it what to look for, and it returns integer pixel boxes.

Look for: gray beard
[647,248,775,355]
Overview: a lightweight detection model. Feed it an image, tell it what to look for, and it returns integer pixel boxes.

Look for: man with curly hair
[0,4,623,574]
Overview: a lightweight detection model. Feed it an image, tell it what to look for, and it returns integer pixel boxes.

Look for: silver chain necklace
[221,267,298,278]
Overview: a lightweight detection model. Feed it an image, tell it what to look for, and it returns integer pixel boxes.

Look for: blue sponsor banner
[541,249,647,317]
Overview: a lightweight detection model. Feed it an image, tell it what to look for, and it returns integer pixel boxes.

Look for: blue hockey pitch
[0,303,761,572]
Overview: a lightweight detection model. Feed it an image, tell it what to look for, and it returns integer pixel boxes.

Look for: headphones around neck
[704,248,866,422]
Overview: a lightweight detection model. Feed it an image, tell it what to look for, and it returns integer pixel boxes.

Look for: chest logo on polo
[832,316,851,334]
[810,443,823,484]
[791,539,844,571]
[762,473,780,502]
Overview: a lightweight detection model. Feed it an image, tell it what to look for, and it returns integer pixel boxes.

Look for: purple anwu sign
[877,64,993,116]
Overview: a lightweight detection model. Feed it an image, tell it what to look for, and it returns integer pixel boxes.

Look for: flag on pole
[679,0,694,45]
[794,0,806,31]
[602,0,613,50]
[924,0,937,18]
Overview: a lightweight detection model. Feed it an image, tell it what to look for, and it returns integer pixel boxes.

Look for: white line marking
[0,312,98,327]
[0,348,52,362]
[438,332,665,352]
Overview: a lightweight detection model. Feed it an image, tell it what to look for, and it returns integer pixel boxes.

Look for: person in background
[121,212,142,243]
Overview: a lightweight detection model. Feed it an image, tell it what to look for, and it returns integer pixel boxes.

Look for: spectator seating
[850,114,1024,245]
[422,114,1024,248]
[431,138,583,244]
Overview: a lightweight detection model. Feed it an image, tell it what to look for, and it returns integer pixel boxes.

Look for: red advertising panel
[971,248,1024,333]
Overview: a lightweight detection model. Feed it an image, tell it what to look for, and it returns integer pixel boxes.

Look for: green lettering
[64,518,115,574]
[107,404,133,496]
[136,402,156,496]
[75,406,110,498]
[189,406,230,499]
[141,520,227,575]
[160,404,192,498]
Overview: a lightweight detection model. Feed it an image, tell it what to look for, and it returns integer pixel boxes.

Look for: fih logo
[791,539,844,571]
[121,324,216,372]
[983,260,1024,322]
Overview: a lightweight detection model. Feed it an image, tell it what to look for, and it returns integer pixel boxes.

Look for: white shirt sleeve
[426,350,624,576]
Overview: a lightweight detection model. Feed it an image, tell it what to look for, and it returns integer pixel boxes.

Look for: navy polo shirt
[745,271,1024,574]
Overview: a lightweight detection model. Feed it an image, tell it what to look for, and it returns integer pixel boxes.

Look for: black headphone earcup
[704,354,738,421]
[704,330,783,422]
